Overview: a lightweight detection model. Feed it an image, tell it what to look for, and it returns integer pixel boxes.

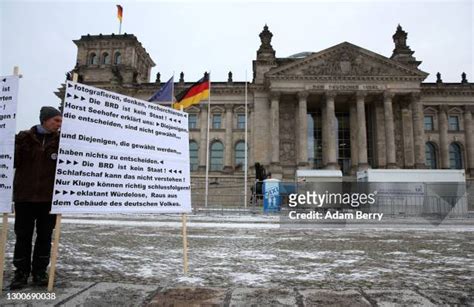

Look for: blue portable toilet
[263,178,281,212]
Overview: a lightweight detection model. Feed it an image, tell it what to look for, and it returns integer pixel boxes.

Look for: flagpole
[204,72,211,208]
[119,21,122,35]
[172,71,175,108]
[244,71,248,208]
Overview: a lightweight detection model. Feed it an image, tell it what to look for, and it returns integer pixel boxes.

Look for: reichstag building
[58,25,474,181]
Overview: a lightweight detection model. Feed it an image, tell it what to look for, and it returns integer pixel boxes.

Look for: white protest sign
[51,81,191,213]
[0,76,19,213]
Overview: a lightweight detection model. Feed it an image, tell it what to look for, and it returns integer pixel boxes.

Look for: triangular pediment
[267,42,428,80]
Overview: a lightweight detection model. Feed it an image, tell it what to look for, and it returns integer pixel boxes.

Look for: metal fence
[190,180,472,217]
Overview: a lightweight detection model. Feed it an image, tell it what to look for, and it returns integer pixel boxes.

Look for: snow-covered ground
[3,213,473,292]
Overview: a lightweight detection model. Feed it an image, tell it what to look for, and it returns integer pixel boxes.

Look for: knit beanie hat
[39,106,61,124]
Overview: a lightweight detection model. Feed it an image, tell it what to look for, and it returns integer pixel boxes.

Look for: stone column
[349,104,358,174]
[270,92,282,174]
[401,101,415,168]
[223,104,234,173]
[324,91,339,169]
[411,93,426,168]
[438,106,449,169]
[248,105,254,171]
[298,91,309,167]
[321,101,328,167]
[464,106,474,175]
[357,92,369,170]
[198,104,209,171]
[374,104,386,168]
[384,91,397,168]
[252,93,269,166]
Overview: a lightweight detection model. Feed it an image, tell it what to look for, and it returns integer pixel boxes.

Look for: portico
[265,86,427,177]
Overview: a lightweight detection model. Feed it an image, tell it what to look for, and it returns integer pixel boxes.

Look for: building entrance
[307,111,352,175]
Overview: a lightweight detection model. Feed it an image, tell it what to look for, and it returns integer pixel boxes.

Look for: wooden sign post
[182,214,188,274]
[47,214,62,292]
[47,72,78,292]
[179,105,189,275]
[0,213,9,294]
[0,66,21,294]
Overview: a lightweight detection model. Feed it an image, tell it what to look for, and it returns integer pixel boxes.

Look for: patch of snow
[176,276,205,285]
[417,249,438,254]
[239,250,277,260]
[230,272,267,285]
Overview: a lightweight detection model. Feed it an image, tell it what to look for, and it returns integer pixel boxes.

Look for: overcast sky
[1,0,472,131]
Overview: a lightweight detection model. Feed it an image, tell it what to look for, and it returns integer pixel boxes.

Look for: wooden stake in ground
[47,214,62,292]
[178,105,189,274]
[182,213,188,274]
[0,66,21,294]
[47,72,78,292]
[0,213,9,295]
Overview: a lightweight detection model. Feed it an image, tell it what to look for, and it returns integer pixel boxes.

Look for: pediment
[210,106,225,113]
[186,106,200,113]
[234,106,246,113]
[424,107,438,114]
[448,107,463,114]
[267,42,428,80]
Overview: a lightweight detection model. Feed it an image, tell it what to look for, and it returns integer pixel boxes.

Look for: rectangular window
[189,142,199,171]
[448,116,460,131]
[237,114,246,129]
[424,115,434,131]
[188,114,197,129]
[212,114,221,129]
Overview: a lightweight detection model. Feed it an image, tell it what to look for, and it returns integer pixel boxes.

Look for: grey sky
[1,0,472,131]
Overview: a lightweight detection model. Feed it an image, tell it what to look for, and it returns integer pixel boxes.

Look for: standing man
[10,106,62,289]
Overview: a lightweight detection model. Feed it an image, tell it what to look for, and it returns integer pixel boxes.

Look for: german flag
[173,75,209,110]
[117,5,123,22]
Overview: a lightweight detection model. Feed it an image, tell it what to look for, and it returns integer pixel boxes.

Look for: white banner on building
[51,81,191,214]
[0,75,19,213]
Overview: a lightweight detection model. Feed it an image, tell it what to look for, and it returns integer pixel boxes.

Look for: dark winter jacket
[13,126,60,202]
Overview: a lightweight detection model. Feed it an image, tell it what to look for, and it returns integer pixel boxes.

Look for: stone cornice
[420,88,474,97]
[210,88,247,95]
[266,75,426,82]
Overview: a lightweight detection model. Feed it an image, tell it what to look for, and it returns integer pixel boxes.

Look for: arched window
[449,143,463,169]
[89,53,98,65]
[189,141,198,171]
[102,52,110,64]
[114,52,121,65]
[210,141,224,171]
[234,141,246,167]
[425,142,437,169]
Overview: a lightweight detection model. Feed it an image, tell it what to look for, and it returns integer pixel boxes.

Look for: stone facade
[58,25,474,180]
